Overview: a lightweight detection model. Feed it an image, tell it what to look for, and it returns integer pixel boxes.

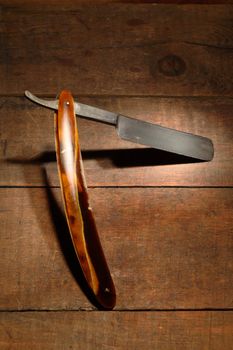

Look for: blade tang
[76,102,117,125]
[25,90,59,110]
[25,91,117,125]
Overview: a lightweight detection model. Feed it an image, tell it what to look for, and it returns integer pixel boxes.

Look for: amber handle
[55,90,116,309]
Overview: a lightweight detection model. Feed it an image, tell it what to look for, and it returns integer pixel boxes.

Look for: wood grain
[0,187,232,310]
[1,5,233,96]
[1,1,233,6]
[0,3,232,348]
[1,311,233,350]
[0,97,232,186]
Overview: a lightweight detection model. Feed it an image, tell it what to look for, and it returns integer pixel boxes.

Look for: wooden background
[0,2,233,349]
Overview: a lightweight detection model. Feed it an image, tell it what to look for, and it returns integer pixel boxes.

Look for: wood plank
[1,1,233,6]
[1,311,233,350]
[0,188,232,310]
[1,5,233,96]
[0,97,232,186]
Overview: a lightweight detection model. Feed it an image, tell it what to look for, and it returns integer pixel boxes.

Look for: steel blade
[117,115,214,161]
[25,91,214,160]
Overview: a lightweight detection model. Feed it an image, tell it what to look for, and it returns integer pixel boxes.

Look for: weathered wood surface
[1,97,232,186]
[1,5,233,96]
[0,3,232,349]
[2,0,233,6]
[0,187,232,310]
[1,311,233,350]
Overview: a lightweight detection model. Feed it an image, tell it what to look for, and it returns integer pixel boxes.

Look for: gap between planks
[1,94,233,99]
[1,308,233,313]
[0,185,232,189]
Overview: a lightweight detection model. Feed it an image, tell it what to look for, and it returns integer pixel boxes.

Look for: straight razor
[25,91,214,161]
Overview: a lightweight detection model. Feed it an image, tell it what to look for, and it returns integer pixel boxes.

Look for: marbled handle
[55,90,116,309]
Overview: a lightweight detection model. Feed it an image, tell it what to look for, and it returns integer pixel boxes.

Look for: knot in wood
[158,55,186,77]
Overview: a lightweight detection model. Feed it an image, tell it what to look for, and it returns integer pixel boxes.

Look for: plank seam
[1,308,233,313]
[1,94,233,99]
[0,186,232,189]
